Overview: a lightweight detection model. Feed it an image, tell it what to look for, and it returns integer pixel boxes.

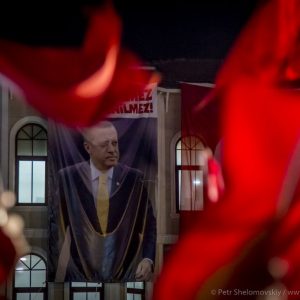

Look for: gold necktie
[96,174,109,234]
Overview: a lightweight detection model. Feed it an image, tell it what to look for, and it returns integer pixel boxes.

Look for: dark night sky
[116,0,260,61]
[0,1,260,61]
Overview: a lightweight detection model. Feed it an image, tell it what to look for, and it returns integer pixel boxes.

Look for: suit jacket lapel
[111,164,125,196]
[107,164,129,232]
[76,161,101,231]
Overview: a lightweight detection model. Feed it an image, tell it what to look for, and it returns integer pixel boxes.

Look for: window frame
[13,253,47,300]
[175,135,205,212]
[126,282,145,300]
[15,123,48,206]
[70,282,104,300]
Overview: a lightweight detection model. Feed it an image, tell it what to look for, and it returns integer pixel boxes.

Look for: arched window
[175,136,205,211]
[15,124,47,204]
[14,253,47,300]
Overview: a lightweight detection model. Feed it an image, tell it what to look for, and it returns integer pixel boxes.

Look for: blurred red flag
[0,229,16,284]
[154,0,300,299]
[0,4,155,127]
[180,83,219,150]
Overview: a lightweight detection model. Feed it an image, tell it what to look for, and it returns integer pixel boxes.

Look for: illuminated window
[13,254,47,300]
[126,282,145,300]
[16,124,47,204]
[70,282,104,300]
[175,136,205,211]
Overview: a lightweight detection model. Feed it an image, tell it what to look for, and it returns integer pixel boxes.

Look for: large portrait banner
[48,84,157,283]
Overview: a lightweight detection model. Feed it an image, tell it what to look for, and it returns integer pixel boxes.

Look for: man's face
[84,126,119,171]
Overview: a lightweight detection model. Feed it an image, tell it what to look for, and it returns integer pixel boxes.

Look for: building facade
[0,59,219,299]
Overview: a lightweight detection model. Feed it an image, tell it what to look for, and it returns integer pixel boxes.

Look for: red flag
[181,83,219,150]
[0,229,16,283]
[0,5,155,127]
[154,0,300,299]
[179,83,221,232]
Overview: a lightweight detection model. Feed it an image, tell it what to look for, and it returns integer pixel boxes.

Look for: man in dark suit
[55,121,156,282]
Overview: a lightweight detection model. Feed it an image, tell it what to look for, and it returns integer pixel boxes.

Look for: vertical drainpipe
[1,85,9,190]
